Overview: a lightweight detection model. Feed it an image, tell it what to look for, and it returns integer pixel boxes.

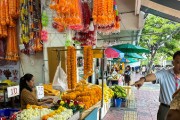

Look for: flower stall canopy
[105,48,124,58]
[112,43,150,53]
[125,53,145,59]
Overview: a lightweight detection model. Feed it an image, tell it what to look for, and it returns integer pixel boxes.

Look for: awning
[136,0,180,22]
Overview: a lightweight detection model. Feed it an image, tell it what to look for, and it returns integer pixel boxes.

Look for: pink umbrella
[105,48,124,58]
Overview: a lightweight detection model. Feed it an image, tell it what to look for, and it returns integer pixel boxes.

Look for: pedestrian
[95,66,100,84]
[141,65,146,75]
[166,88,180,120]
[124,65,131,86]
[133,51,180,120]
[152,65,155,71]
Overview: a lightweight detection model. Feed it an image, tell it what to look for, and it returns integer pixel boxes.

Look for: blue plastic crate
[0,108,19,118]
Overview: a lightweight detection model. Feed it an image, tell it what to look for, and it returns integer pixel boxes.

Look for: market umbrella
[112,43,150,53]
[112,58,130,63]
[104,47,124,58]
[125,53,145,59]
[127,58,138,63]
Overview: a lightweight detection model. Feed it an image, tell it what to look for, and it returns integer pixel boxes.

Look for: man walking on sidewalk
[133,51,180,120]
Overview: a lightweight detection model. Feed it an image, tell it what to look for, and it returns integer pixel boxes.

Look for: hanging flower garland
[5,27,19,61]
[71,47,77,89]
[73,30,97,46]
[93,0,114,26]
[0,0,20,38]
[41,30,48,42]
[50,0,83,31]
[92,0,120,34]
[67,46,77,89]
[67,47,72,89]
[42,10,49,27]
[20,0,42,55]
[83,46,93,80]
[72,1,97,46]
[0,0,20,61]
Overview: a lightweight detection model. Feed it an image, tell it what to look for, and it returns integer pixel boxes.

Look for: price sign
[7,85,20,98]
[36,86,44,99]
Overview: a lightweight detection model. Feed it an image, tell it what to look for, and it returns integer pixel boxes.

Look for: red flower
[67,99,71,104]
[74,100,79,105]
[57,100,61,104]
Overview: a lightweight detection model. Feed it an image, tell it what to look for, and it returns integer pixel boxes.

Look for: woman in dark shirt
[124,66,131,86]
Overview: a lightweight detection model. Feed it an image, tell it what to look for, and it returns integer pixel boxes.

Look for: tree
[138,14,180,73]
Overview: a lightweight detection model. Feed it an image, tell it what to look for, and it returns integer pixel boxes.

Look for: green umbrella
[112,43,150,53]
[127,58,138,63]
[125,53,145,59]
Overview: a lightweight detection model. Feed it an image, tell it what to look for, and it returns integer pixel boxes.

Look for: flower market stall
[51,46,113,119]
[0,0,123,119]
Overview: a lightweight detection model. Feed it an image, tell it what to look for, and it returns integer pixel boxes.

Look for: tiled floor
[103,72,160,120]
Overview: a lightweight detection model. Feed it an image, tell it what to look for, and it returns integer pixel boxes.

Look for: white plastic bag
[52,63,68,92]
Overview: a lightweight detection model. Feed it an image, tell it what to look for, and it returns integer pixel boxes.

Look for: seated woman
[166,88,180,120]
[20,73,53,109]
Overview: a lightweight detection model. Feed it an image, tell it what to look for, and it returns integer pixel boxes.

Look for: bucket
[114,98,122,107]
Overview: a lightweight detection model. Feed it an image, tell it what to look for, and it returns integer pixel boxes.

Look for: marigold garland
[0,0,20,61]
[92,0,120,34]
[67,46,77,89]
[83,46,93,80]
[67,47,71,89]
[50,0,83,31]
[0,0,20,38]
[5,27,19,61]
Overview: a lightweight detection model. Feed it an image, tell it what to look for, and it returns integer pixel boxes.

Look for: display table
[80,101,101,120]
[100,99,111,119]
[69,111,80,120]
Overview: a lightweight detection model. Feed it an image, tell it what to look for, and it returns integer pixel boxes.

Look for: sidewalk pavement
[103,72,160,120]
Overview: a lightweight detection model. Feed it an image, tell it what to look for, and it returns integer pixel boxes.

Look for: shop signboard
[93,50,103,58]
[36,86,44,99]
[7,85,19,98]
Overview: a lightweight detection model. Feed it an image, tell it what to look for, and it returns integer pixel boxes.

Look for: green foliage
[138,14,180,70]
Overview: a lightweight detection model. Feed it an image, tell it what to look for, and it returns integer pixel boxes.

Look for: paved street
[103,72,160,120]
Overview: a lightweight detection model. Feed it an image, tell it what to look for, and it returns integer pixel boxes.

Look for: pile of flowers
[57,100,84,113]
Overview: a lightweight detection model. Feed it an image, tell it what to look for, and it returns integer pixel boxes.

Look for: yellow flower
[79,103,84,108]
[60,100,65,105]
[69,102,74,107]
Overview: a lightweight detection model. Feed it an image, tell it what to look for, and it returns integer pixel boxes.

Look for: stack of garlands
[83,46,93,80]
[92,0,120,34]
[67,46,77,89]
[50,0,83,31]
[61,80,102,110]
